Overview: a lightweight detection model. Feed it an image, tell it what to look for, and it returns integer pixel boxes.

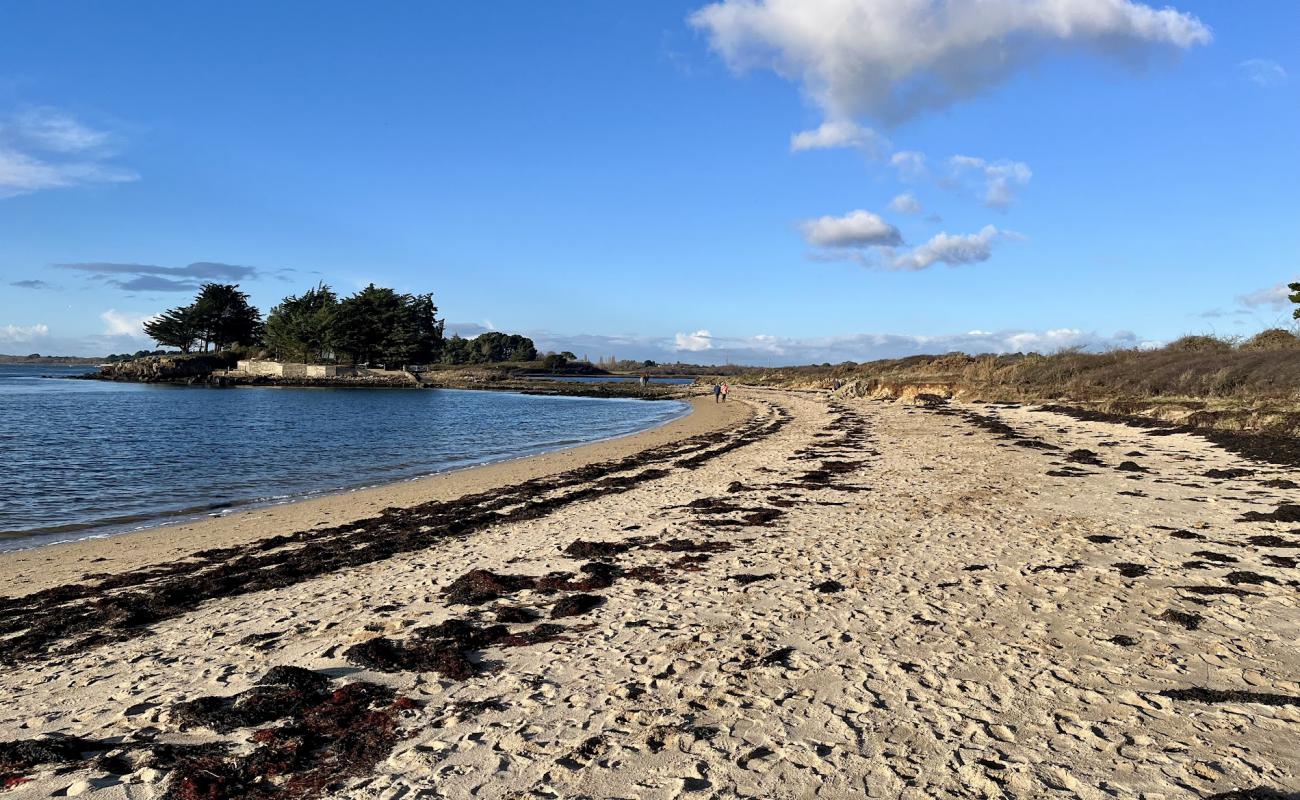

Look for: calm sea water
[0,363,688,551]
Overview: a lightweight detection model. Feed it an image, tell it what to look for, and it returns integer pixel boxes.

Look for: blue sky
[1,0,1296,363]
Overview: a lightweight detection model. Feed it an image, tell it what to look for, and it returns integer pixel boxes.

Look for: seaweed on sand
[0,404,790,667]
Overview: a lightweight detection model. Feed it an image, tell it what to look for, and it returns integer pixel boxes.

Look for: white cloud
[9,108,110,153]
[0,108,137,199]
[100,310,156,338]
[887,225,1017,271]
[0,323,49,344]
[890,150,927,181]
[949,155,1033,208]
[1239,58,1287,87]
[790,120,889,156]
[690,0,1210,123]
[888,192,922,214]
[547,327,1148,366]
[800,209,902,248]
[1236,282,1293,310]
[674,329,715,351]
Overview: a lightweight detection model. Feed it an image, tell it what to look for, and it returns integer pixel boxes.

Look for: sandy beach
[2,388,1298,799]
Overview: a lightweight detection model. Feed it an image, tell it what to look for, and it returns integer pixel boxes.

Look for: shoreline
[0,394,751,597]
[0,390,694,553]
[0,389,1296,798]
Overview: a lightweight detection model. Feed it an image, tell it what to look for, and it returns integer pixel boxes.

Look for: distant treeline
[143,282,538,366]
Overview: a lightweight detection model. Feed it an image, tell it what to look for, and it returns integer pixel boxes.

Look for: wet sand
[1,389,1297,799]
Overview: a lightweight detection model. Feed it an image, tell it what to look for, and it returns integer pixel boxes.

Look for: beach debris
[563,539,637,559]
[1,669,411,800]
[813,579,844,593]
[1066,449,1105,465]
[171,666,334,733]
[0,736,119,788]
[1158,609,1204,630]
[650,538,733,554]
[347,613,570,679]
[1029,562,1083,574]
[1158,688,1300,707]
[551,593,603,619]
[1247,535,1300,548]
[730,573,775,585]
[443,570,538,605]
[1260,478,1299,489]
[760,647,796,667]
[1015,439,1060,451]
[167,679,405,800]
[1191,551,1237,564]
[1175,585,1261,599]
[1223,571,1279,586]
[1204,468,1255,479]
[494,605,540,624]
[1239,504,1300,523]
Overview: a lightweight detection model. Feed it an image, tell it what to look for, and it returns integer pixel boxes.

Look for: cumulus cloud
[0,323,49,344]
[0,108,137,198]
[888,192,922,215]
[100,310,156,337]
[1239,58,1287,87]
[690,0,1211,123]
[949,156,1033,207]
[887,225,1017,271]
[674,329,715,352]
[800,209,902,248]
[56,261,261,292]
[790,120,889,156]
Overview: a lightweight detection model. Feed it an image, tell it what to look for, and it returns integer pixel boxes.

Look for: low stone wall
[236,360,364,378]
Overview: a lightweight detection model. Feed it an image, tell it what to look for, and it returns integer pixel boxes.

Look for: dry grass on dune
[734,330,1300,433]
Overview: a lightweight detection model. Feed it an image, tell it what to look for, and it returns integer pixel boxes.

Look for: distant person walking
[711,382,722,403]
[721,382,730,402]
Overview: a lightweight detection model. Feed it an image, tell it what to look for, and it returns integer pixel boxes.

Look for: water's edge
[0,391,692,554]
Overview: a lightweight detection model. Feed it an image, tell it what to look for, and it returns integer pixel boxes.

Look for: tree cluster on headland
[142,283,538,367]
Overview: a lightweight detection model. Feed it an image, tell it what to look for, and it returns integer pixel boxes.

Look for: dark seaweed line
[1033,404,1300,469]
[0,401,791,666]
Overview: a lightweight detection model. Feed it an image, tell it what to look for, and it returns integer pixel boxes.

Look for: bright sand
[1,388,1297,798]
